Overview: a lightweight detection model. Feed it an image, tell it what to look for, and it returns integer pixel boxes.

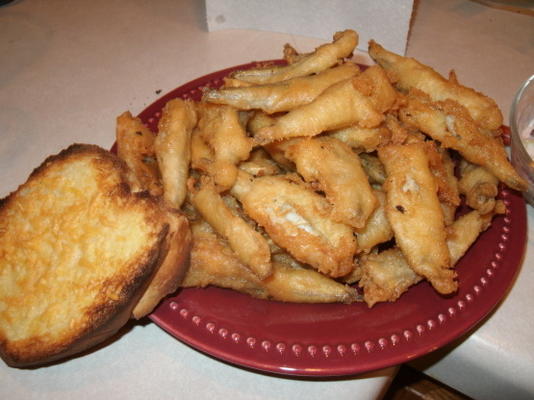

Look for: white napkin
[205,0,414,55]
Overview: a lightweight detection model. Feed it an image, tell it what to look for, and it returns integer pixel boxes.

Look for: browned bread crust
[0,144,173,367]
[132,208,191,319]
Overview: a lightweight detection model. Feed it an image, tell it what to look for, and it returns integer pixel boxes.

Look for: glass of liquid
[510,74,534,206]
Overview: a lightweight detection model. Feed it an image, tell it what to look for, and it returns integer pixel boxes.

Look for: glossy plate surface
[145,62,527,377]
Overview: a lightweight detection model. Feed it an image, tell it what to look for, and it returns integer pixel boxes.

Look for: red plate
[144,61,527,377]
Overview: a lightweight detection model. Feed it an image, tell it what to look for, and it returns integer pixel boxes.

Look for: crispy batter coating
[238,148,281,177]
[379,143,456,294]
[285,137,378,228]
[116,111,162,196]
[203,62,360,114]
[359,153,386,185]
[327,124,391,153]
[184,221,358,303]
[398,92,527,191]
[155,99,197,207]
[447,210,493,266]
[359,248,422,307]
[262,262,358,303]
[424,141,461,207]
[369,40,503,130]
[458,160,499,215]
[183,221,267,297]
[351,65,399,114]
[254,78,383,144]
[231,171,357,278]
[355,190,393,253]
[188,176,272,279]
[232,30,358,84]
[192,103,252,191]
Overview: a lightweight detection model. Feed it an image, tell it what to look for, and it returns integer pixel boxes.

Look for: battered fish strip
[447,209,495,265]
[355,190,393,253]
[368,40,503,130]
[188,176,272,280]
[238,148,281,177]
[203,62,360,114]
[284,137,378,229]
[378,143,456,294]
[116,111,162,196]
[359,207,500,307]
[351,65,398,114]
[183,221,358,303]
[254,78,383,145]
[231,29,358,84]
[154,99,197,207]
[424,141,461,207]
[358,153,386,185]
[231,171,357,278]
[182,221,268,297]
[458,160,499,215]
[193,103,253,191]
[327,124,391,153]
[359,248,422,307]
[399,92,527,191]
[254,65,397,145]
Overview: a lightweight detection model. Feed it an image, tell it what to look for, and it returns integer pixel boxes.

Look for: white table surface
[0,1,532,399]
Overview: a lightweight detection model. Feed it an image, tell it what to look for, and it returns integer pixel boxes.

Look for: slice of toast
[0,144,188,367]
[132,206,191,319]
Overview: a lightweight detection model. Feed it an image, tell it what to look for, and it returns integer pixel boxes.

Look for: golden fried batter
[231,171,357,278]
[379,143,456,294]
[359,248,422,307]
[285,137,378,228]
[369,40,503,130]
[116,111,162,196]
[155,99,197,207]
[232,30,358,84]
[184,221,358,303]
[254,78,383,144]
[458,160,499,215]
[203,62,360,114]
[193,103,252,191]
[188,176,272,279]
[399,92,527,191]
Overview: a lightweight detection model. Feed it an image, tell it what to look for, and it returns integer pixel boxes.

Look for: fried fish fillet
[187,176,272,279]
[359,248,422,307]
[359,206,500,307]
[155,98,197,208]
[369,40,503,130]
[116,111,162,196]
[203,62,360,114]
[192,103,252,191]
[378,143,456,294]
[284,137,378,229]
[399,91,527,191]
[458,160,499,215]
[231,171,357,278]
[183,221,358,303]
[327,124,391,153]
[254,77,383,144]
[231,29,358,84]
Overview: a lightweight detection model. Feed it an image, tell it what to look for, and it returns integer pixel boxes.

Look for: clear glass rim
[510,74,534,164]
[510,74,534,138]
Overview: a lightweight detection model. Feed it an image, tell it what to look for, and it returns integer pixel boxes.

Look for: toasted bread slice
[0,144,182,367]
[132,207,191,319]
